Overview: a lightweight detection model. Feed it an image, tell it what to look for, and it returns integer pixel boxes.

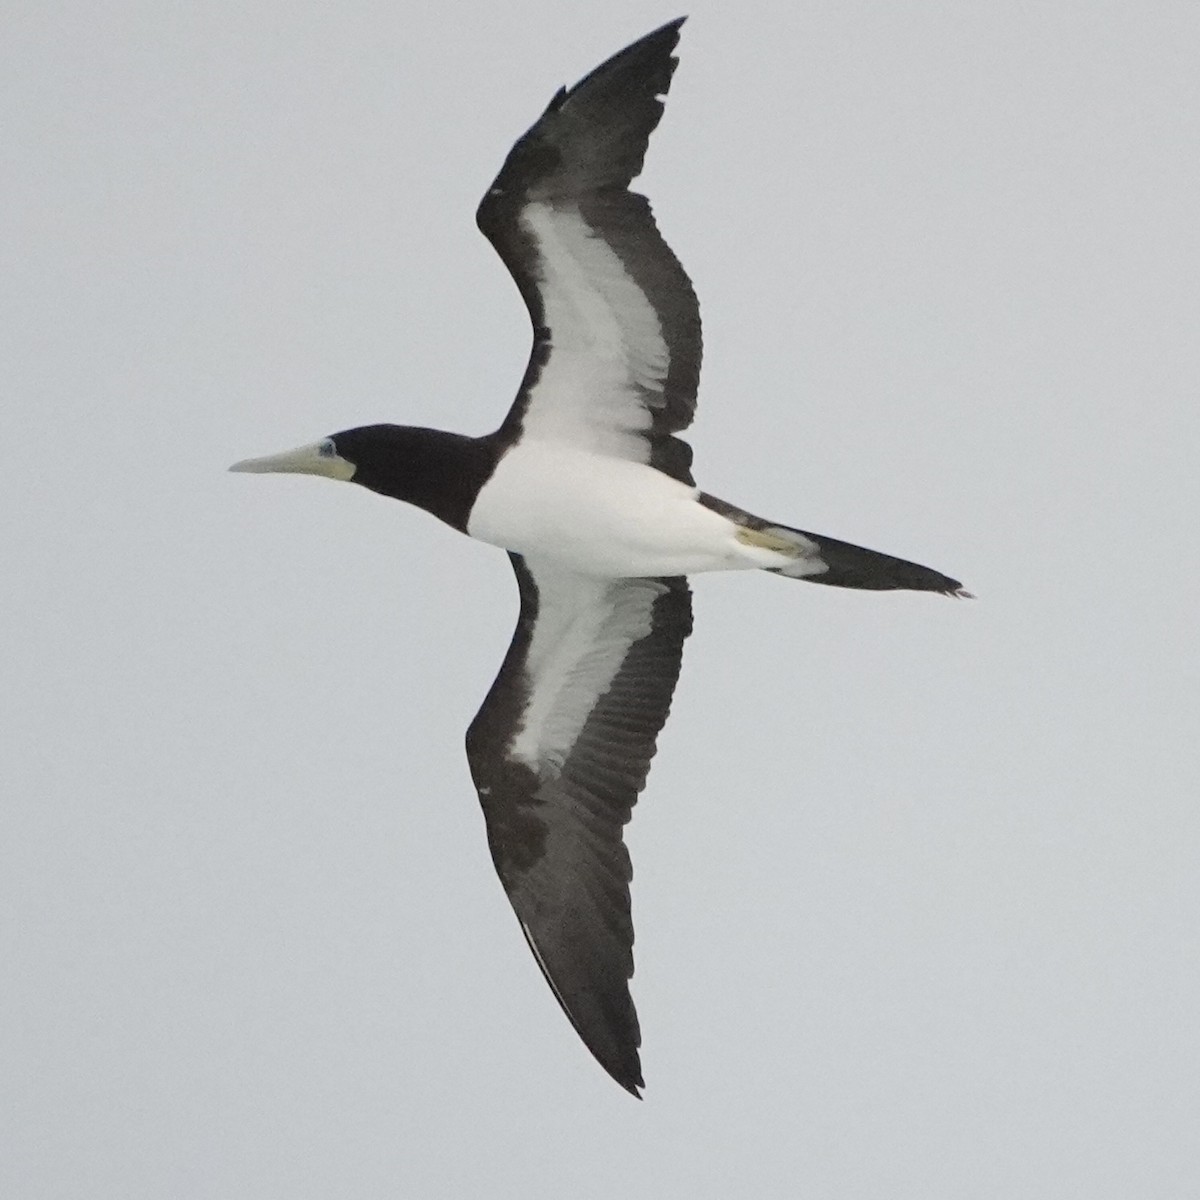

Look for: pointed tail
[700,493,971,597]
[771,526,970,595]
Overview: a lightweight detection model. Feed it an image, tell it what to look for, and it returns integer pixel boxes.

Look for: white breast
[467,441,778,578]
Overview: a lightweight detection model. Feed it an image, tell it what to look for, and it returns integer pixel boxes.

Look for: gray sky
[5,2,1199,1196]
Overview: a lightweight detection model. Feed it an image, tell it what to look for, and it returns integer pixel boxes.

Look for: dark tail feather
[695,494,969,597]
[774,526,969,596]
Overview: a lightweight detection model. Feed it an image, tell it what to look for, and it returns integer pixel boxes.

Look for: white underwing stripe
[509,563,663,770]
[518,203,668,458]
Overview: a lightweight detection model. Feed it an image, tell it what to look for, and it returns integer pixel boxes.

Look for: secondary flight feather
[231,17,967,1097]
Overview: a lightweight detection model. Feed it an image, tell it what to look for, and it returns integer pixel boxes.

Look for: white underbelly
[466,442,775,578]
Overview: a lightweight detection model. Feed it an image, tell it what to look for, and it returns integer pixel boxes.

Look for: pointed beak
[229,440,355,481]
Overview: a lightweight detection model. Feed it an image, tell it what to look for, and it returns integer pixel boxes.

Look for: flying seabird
[231,18,967,1097]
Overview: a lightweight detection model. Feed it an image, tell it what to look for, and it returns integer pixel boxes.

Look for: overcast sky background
[5,2,1199,1196]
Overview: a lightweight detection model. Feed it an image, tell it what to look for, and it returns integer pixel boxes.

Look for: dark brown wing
[476,18,701,484]
[465,554,692,1094]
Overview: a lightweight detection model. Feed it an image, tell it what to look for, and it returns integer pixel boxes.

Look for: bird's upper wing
[476,18,702,485]
[465,554,692,1095]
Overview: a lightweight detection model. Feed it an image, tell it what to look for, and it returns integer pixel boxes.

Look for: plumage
[231,17,967,1097]
[477,17,700,483]
[466,559,691,1093]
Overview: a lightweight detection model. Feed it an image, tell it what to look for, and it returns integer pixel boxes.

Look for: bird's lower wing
[465,554,692,1094]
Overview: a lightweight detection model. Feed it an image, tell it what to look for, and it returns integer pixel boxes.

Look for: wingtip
[620,16,687,59]
[592,1038,645,1098]
[614,1069,645,1099]
[657,15,687,48]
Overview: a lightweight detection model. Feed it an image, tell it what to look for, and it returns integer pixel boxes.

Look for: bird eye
[318,439,337,458]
